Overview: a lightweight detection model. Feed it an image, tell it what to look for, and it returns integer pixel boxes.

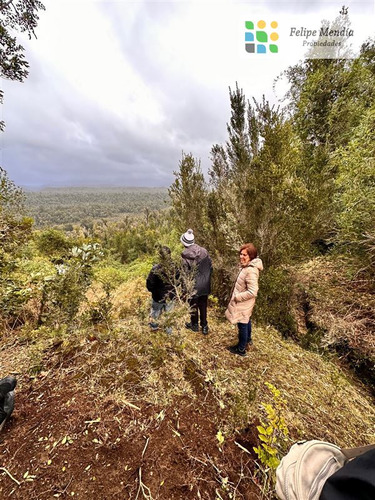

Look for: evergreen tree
[207,89,309,268]
[331,106,375,272]
[168,153,208,242]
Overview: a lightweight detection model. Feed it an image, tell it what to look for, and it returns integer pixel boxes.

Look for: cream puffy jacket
[225,258,264,324]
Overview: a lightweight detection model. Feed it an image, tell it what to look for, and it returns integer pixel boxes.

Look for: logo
[245,20,279,54]
[339,5,349,15]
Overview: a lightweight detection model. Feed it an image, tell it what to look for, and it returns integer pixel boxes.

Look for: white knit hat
[180,228,195,247]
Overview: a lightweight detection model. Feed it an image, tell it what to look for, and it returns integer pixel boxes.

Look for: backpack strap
[341,444,375,460]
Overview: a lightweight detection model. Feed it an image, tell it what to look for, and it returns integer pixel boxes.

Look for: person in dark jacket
[320,448,375,500]
[0,375,17,432]
[180,229,212,335]
[146,246,176,333]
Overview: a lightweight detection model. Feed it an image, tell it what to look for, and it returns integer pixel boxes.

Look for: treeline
[25,187,169,228]
[169,39,375,336]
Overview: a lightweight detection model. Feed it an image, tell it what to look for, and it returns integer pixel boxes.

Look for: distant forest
[25,187,170,228]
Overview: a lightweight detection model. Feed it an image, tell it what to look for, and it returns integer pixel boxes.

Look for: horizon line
[22,185,170,192]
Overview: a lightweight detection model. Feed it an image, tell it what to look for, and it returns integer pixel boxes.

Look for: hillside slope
[291,256,375,390]
[1,276,374,499]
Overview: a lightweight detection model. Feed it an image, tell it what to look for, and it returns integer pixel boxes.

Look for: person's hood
[249,257,264,271]
[181,244,208,262]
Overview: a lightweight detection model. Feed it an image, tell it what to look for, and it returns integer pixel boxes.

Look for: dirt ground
[0,343,262,500]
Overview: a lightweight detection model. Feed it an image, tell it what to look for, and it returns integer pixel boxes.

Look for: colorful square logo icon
[245,20,279,54]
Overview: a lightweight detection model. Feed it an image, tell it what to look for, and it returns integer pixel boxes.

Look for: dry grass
[2,255,374,500]
[292,256,375,384]
[2,270,375,457]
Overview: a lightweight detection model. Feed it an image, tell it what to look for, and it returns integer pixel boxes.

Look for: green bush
[35,228,72,256]
[0,278,33,327]
[254,266,297,338]
[331,106,375,271]
[38,243,103,326]
[254,382,289,492]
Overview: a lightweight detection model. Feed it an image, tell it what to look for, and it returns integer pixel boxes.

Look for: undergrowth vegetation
[292,255,375,388]
[2,268,375,497]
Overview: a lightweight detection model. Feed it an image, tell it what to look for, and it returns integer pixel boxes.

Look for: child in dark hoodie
[146,246,177,333]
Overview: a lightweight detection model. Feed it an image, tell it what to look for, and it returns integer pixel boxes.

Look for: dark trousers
[189,295,208,327]
[237,320,252,351]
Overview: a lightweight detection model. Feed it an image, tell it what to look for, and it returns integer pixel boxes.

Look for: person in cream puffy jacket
[225,243,263,356]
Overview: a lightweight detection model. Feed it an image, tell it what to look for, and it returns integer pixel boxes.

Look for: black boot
[228,345,246,356]
[185,322,199,332]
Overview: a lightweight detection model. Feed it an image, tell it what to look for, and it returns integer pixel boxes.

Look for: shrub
[254,382,289,492]
[254,266,297,338]
[38,243,103,326]
[35,229,72,256]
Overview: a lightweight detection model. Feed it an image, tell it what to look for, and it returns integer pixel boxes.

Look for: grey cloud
[2,53,188,188]
[99,3,231,143]
[1,2,224,189]
[8,0,363,189]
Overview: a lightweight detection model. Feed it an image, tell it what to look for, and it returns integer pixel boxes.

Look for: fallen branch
[142,437,150,459]
[122,400,140,410]
[235,441,252,455]
[189,455,207,467]
[135,467,153,500]
[0,467,21,486]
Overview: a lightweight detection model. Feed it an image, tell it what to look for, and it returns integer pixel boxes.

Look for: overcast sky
[1,0,374,189]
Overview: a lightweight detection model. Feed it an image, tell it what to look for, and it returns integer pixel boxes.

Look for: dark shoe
[229,345,246,357]
[227,344,238,351]
[149,322,159,331]
[185,322,199,333]
[202,325,209,335]
[246,340,253,351]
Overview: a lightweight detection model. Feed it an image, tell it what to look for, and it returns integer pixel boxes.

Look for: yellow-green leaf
[216,430,225,445]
